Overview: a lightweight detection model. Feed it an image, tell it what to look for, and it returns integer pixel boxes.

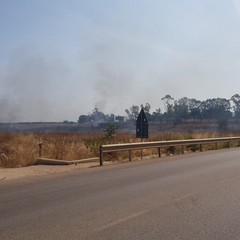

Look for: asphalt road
[1,148,240,240]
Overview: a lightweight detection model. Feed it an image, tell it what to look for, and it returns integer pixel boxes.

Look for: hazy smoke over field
[0,49,69,122]
[91,45,145,115]
[0,46,136,122]
[0,46,137,122]
[93,62,135,113]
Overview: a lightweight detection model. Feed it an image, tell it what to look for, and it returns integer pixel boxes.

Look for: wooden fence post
[39,142,43,158]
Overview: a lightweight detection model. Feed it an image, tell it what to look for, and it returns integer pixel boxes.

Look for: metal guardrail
[99,137,240,166]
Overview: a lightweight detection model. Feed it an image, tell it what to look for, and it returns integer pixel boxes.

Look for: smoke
[93,64,135,112]
[0,98,19,122]
[91,45,136,114]
[0,48,69,122]
[0,45,139,122]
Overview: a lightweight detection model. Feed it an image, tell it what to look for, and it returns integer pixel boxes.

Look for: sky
[1,0,240,122]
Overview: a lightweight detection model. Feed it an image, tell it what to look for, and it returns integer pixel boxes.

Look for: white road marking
[94,209,149,232]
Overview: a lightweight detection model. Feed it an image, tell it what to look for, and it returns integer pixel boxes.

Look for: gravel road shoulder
[0,162,100,182]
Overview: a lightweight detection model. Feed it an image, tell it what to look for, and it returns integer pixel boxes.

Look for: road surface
[1,148,240,239]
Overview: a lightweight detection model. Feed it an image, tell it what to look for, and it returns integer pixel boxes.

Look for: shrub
[187,144,200,152]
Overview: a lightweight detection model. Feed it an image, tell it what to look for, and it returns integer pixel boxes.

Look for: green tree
[104,123,118,138]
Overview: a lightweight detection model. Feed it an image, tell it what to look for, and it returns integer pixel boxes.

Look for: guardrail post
[181,146,184,154]
[100,145,103,166]
[158,147,161,157]
[39,142,43,158]
[129,150,132,161]
[97,137,240,164]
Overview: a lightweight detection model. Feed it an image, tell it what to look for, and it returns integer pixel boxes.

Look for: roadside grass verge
[0,131,240,168]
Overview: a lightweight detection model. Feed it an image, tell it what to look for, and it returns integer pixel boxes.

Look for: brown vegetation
[0,131,240,168]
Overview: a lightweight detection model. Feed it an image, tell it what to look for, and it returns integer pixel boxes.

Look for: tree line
[78,94,240,124]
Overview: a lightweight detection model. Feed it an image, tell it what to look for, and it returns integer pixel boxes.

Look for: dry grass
[0,133,39,167]
[0,131,240,168]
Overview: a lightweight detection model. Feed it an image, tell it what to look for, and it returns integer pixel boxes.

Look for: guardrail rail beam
[99,137,240,166]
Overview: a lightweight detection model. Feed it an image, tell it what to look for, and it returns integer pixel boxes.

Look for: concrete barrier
[37,157,99,165]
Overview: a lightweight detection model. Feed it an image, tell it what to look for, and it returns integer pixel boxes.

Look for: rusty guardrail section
[99,137,240,166]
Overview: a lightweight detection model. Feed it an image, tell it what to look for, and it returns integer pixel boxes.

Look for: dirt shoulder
[0,162,100,182]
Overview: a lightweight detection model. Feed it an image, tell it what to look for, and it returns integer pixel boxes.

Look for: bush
[187,144,200,152]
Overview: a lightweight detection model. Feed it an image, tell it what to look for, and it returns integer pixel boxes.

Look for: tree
[141,103,151,120]
[161,95,174,123]
[78,115,91,123]
[152,108,162,121]
[162,104,174,123]
[91,107,106,122]
[161,94,174,112]
[231,94,240,119]
[125,105,140,121]
[200,98,232,119]
[188,98,201,120]
[105,114,115,122]
[115,115,125,122]
[173,97,189,123]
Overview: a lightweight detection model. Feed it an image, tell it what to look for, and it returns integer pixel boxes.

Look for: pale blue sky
[1,0,240,122]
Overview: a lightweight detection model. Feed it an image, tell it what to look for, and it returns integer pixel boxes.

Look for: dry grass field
[0,131,240,168]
